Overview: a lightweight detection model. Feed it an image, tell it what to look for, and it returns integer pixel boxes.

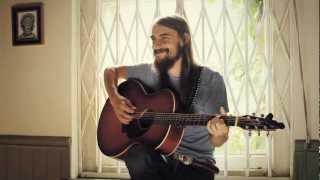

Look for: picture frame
[11,3,43,46]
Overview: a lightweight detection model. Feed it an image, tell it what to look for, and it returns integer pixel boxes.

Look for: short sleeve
[126,63,150,80]
[125,63,159,89]
[199,69,229,114]
[213,75,229,113]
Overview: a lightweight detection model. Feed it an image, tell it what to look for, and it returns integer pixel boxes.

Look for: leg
[122,144,170,180]
[170,161,215,180]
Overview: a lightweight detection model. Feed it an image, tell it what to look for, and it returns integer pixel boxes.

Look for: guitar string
[130,112,258,122]
[127,112,267,127]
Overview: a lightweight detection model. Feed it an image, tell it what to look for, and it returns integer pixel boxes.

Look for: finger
[217,119,228,128]
[207,120,214,135]
[216,121,229,133]
[216,121,227,130]
[118,114,132,124]
[217,118,225,125]
[115,107,133,120]
[121,103,135,114]
[119,111,133,120]
[220,106,226,115]
[210,120,218,132]
[118,115,129,124]
[124,99,136,110]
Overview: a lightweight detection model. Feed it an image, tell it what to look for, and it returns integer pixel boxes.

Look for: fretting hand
[206,106,229,146]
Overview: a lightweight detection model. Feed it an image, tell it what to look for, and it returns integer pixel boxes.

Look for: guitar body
[97,79,184,159]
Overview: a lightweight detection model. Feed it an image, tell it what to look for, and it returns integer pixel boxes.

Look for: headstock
[225,113,285,136]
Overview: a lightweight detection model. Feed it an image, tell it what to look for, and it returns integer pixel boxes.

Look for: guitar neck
[153,113,239,127]
[134,111,284,131]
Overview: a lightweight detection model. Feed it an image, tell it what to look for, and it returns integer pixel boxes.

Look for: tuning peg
[266,131,270,136]
[252,112,256,116]
[248,130,252,136]
[260,114,264,117]
[258,130,260,136]
[265,113,273,121]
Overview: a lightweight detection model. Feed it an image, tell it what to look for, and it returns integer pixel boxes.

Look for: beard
[154,44,183,75]
[153,44,183,89]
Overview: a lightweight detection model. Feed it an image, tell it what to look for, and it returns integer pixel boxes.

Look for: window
[95,0,275,177]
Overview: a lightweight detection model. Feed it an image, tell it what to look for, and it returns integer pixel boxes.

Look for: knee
[123,145,159,175]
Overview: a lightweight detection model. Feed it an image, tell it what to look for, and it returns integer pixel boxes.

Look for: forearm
[210,134,228,147]
[104,68,119,100]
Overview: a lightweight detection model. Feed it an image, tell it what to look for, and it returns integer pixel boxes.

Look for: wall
[295,0,319,140]
[271,0,319,176]
[0,0,79,178]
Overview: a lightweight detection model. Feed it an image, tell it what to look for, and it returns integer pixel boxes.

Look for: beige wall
[0,0,79,178]
[0,0,71,136]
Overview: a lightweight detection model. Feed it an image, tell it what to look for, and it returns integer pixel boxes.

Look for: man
[19,13,36,40]
[104,15,229,180]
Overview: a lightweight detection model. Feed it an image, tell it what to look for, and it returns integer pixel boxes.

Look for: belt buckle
[176,154,193,165]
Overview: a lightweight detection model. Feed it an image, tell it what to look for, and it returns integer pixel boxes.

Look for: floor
[73,179,127,180]
[73,178,129,180]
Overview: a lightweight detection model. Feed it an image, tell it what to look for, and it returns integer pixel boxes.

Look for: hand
[207,106,229,138]
[109,94,136,124]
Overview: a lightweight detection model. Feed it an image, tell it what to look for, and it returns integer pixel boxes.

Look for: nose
[152,39,162,49]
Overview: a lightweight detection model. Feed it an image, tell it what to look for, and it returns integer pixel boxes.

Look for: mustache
[154,48,169,55]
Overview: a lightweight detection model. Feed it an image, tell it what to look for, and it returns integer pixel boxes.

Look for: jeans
[122,144,215,180]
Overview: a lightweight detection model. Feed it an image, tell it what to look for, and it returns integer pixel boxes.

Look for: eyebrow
[150,33,172,39]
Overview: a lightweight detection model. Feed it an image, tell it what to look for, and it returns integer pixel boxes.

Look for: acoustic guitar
[97,79,285,159]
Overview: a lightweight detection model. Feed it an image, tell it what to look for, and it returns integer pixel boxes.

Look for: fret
[136,112,284,131]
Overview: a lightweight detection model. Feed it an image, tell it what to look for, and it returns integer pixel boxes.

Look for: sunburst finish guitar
[97,79,285,159]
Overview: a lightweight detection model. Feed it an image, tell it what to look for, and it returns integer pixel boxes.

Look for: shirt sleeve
[204,73,229,114]
[125,63,150,80]
[214,75,229,113]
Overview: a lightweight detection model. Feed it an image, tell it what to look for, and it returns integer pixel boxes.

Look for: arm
[104,67,136,124]
[206,74,229,147]
[104,66,127,101]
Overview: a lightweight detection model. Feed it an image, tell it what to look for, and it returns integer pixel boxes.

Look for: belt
[170,153,220,174]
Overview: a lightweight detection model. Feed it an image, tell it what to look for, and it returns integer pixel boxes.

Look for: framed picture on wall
[11,3,43,46]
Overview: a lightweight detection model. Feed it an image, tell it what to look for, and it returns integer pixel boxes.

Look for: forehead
[151,24,179,37]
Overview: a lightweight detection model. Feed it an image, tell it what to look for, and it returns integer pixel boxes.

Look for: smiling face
[151,24,183,72]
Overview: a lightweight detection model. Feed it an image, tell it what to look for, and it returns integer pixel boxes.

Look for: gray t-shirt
[126,63,229,161]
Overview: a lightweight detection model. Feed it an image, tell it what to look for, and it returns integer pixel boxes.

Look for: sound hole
[122,114,154,138]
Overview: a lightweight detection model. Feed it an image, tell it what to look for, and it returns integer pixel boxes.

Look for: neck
[168,58,182,77]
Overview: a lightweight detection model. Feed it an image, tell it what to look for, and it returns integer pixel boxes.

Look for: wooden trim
[0,135,71,147]
[0,135,71,180]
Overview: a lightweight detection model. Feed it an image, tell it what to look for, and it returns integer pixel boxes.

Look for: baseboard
[0,135,71,180]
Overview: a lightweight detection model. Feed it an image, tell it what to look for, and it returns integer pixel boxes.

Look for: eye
[161,37,170,43]
[162,37,169,40]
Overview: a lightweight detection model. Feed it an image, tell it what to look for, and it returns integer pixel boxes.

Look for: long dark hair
[155,15,198,106]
